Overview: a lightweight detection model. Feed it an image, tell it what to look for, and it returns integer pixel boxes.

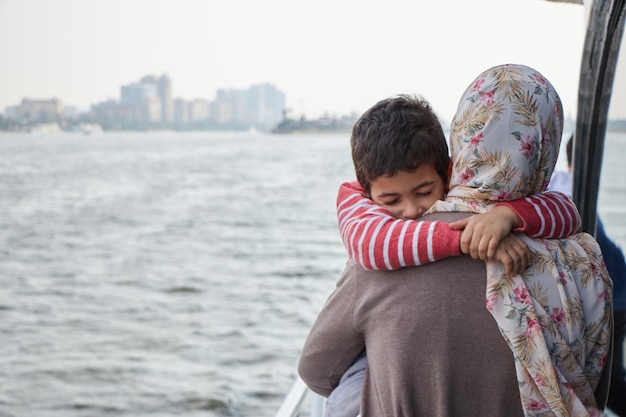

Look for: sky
[0,0,624,121]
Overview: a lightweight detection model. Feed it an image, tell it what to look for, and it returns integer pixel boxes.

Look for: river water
[0,130,624,417]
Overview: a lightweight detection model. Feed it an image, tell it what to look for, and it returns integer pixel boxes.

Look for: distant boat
[29,123,63,134]
[78,123,103,135]
[272,115,357,134]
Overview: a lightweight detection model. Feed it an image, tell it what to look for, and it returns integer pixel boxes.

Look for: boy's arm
[497,191,581,238]
[450,191,581,261]
[337,181,461,271]
[337,182,579,273]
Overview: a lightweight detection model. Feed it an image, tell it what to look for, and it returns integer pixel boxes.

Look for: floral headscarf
[446,64,562,209]
[429,64,613,416]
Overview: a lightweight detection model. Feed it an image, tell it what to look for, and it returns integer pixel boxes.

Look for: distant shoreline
[2,118,625,135]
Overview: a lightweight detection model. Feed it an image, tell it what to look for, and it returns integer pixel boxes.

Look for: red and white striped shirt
[337,181,581,270]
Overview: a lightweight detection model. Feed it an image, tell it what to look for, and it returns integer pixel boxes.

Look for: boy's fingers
[459,227,474,254]
[521,246,531,271]
[514,241,530,272]
[475,235,499,260]
[449,218,469,230]
[504,259,513,276]
[506,250,517,274]
[469,238,480,259]
[500,253,514,275]
[509,241,530,275]
[487,240,498,260]
[477,237,489,260]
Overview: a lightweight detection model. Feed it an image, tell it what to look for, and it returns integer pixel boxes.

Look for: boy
[325,94,581,417]
[340,94,579,272]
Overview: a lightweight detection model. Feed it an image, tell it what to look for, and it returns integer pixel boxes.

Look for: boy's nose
[401,204,423,220]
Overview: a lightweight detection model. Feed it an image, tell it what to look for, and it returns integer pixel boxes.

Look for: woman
[430,63,613,417]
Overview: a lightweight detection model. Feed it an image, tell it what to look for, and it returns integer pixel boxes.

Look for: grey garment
[300,212,526,417]
[324,352,367,417]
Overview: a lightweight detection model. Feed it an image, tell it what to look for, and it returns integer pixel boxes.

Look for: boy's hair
[350,94,450,194]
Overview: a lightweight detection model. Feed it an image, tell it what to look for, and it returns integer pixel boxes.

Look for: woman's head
[447,64,563,204]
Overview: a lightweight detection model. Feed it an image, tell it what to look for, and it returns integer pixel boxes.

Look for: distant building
[144,96,162,122]
[4,105,18,120]
[211,89,233,125]
[212,83,285,130]
[121,81,158,106]
[188,98,210,122]
[173,98,189,124]
[121,75,171,124]
[247,83,285,129]
[13,98,63,123]
[91,99,126,130]
[158,74,173,123]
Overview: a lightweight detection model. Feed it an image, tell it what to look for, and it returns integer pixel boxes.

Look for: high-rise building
[158,74,173,123]
[173,98,189,124]
[212,89,234,125]
[121,79,160,123]
[188,98,210,122]
[211,83,285,129]
[248,83,285,128]
[121,82,157,106]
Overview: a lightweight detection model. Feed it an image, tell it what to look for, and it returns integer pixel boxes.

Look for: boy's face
[369,163,445,220]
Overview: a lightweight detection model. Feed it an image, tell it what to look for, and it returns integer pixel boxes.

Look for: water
[0,131,353,417]
[0,130,624,417]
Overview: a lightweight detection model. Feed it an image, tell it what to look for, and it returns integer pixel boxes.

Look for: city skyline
[3,74,288,116]
[3,73,288,132]
[1,1,625,121]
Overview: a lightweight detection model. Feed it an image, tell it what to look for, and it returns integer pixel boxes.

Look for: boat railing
[274,376,325,417]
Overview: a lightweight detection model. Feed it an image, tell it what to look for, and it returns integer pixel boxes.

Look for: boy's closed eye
[416,189,433,196]
[377,187,434,206]
[381,198,400,206]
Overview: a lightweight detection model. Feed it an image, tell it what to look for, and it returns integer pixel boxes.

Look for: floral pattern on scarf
[428,64,613,417]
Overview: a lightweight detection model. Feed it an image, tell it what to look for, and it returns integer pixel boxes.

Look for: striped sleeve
[337,181,461,271]
[496,190,581,238]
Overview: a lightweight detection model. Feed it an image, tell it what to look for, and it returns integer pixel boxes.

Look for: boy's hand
[449,206,523,260]
[492,233,532,275]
